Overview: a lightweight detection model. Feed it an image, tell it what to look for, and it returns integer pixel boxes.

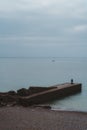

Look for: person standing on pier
[71,79,73,84]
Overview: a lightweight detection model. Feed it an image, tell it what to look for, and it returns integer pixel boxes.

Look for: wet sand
[0,106,87,130]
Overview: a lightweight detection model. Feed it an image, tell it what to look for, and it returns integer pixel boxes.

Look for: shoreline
[0,106,87,130]
[51,107,87,113]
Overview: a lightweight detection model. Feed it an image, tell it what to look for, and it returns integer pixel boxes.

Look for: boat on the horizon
[52,59,55,62]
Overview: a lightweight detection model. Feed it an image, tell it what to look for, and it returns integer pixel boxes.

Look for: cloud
[0,0,87,19]
[73,25,87,32]
[0,1,87,46]
[67,24,87,34]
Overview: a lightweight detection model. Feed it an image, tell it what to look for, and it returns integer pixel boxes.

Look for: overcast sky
[0,0,87,57]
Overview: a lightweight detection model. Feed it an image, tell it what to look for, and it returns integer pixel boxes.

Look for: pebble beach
[0,106,87,130]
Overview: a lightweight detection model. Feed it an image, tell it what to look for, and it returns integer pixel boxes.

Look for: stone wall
[18,84,82,106]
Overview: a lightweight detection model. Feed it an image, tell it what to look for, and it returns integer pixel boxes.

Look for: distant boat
[52,59,55,62]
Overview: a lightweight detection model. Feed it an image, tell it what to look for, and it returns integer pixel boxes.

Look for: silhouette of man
[71,79,73,84]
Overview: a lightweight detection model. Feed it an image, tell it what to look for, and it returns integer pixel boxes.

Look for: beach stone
[17,88,29,96]
[34,105,51,109]
[8,90,16,95]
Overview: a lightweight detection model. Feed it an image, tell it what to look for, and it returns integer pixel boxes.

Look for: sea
[0,57,87,112]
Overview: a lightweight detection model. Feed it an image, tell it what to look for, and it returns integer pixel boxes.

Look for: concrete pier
[18,83,82,106]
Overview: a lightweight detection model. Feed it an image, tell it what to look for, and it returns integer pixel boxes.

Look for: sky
[0,0,87,57]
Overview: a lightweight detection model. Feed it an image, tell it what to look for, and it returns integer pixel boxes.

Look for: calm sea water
[0,57,87,111]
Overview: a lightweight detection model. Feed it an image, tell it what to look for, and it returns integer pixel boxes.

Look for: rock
[33,105,51,109]
[8,90,16,95]
[17,88,29,96]
[0,95,18,104]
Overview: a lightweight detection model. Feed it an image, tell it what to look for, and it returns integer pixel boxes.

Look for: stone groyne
[19,83,82,106]
[0,83,82,107]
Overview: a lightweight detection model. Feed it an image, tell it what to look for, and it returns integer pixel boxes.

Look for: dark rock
[1,95,16,103]
[17,88,29,96]
[42,105,51,109]
[34,105,51,109]
[17,97,30,107]
[0,102,7,107]
[8,90,16,95]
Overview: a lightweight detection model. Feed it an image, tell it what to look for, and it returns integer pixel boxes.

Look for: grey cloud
[0,0,87,57]
[0,0,87,18]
